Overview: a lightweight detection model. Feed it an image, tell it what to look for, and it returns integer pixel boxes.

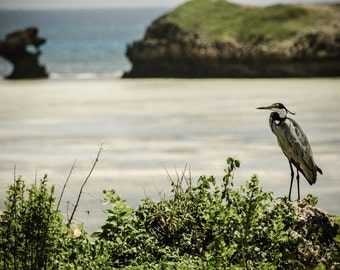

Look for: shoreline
[1,73,340,82]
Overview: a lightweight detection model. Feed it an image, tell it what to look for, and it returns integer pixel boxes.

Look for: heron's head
[257,103,295,118]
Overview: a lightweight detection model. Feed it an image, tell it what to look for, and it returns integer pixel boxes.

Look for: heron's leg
[296,169,300,200]
[288,162,294,201]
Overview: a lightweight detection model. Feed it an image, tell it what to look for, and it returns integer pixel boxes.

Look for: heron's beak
[256,106,272,110]
[256,105,296,115]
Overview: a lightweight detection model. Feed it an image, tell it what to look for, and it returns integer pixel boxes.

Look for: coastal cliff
[123,1,340,78]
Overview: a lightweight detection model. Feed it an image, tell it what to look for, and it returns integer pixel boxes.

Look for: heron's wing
[284,118,318,184]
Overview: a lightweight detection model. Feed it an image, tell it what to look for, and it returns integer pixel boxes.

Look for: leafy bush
[0,175,113,269]
[0,157,339,269]
[50,232,114,269]
[0,175,63,269]
[94,157,339,269]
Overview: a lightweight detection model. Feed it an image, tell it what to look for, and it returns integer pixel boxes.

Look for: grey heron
[257,103,322,200]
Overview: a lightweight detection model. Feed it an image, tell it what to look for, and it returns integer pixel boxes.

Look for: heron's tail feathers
[307,165,323,185]
[304,164,322,185]
[316,165,323,175]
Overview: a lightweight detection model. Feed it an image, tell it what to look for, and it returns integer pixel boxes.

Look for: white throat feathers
[272,108,287,119]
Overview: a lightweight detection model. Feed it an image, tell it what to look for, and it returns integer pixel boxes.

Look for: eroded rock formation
[123,19,340,78]
[0,27,48,79]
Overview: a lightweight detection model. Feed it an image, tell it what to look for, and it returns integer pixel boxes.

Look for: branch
[13,165,16,184]
[57,159,77,211]
[67,141,104,227]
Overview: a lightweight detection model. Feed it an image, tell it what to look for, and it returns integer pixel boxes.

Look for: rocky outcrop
[123,19,340,78]
[292,201,339,245]
[289,201,339,268]
[0,27,48,79]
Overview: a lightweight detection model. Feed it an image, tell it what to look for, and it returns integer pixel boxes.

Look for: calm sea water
[0,78,339,232]
[0,8,168,77]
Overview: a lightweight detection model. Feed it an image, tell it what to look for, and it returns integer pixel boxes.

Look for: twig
[34,168,38,186]
[57,159,77,211]
[151,177,165,199]
[67,141,104,227]
[13,165,16,184]
[165,164,191,197]
[185,164,192,188]
[66,200,70,221]
[180,164,188,192]
[165,166,175,187]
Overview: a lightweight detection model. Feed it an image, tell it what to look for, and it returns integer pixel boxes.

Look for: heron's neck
[275,108,287,118]
[270,112,284,125]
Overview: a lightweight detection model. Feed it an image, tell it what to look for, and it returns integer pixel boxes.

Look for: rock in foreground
[0,27,48,79]
[288,200,339,268]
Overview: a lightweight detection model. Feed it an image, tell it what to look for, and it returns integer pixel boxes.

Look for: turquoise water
[0,8,168,77]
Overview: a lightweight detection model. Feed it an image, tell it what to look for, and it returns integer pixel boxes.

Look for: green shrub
[0,175,63,269]
[50,232,114,269]
[1,157,339,269]
[94,157,339,269]
[0,175,113,269]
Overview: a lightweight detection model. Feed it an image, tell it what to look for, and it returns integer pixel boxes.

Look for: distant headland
[123,0,340,78]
